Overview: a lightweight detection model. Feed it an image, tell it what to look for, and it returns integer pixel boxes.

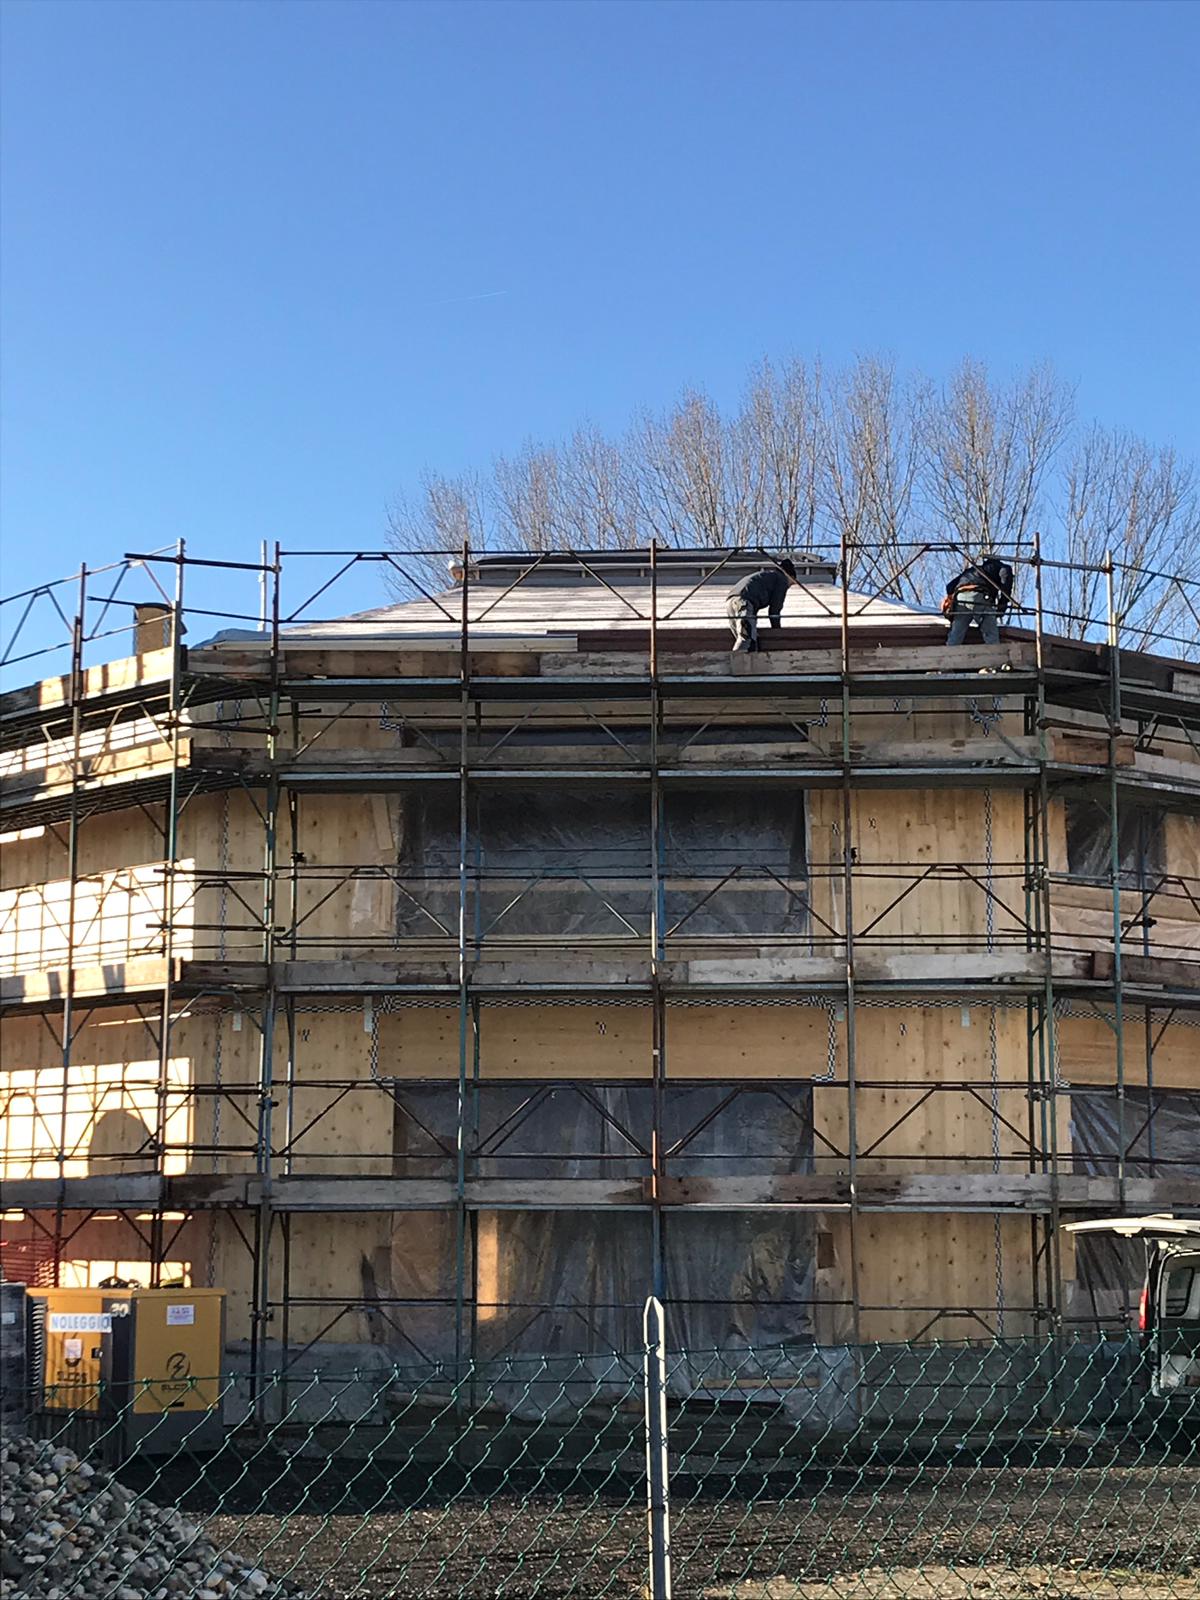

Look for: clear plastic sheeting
[1063,798,1167,888]
[397,787,808,941]
[391,1080,815,1181]
[383,1209,819,1420]
[1068,1086,1200,1326]
[379,1079,817,1413]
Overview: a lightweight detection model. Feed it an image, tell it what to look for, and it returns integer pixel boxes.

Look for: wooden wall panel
[289,793,401,958]
[1057,1013,1198,1088]
[241,1212,394,1347]
[282,1010,393,1175]
[0,1011,190,1179]
[808,787,1028,954]
[0,1009,260,1178]
[852,1213,1036,1342]
[0,789,263,970]
[379,1002,830,1082]
[808,699,1026,754]
[834,1006,1032,1175]
[0,861,178,975]
[1,806,172,892]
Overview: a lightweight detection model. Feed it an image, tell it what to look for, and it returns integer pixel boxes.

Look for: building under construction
[2,542,1198,1394]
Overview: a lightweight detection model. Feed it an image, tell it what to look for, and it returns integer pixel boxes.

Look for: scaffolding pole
[3,539,1198,1353]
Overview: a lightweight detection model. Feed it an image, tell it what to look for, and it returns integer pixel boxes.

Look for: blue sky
[2,0,1198,636]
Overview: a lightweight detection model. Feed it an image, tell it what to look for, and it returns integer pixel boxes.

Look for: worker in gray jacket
[726,559,799,652]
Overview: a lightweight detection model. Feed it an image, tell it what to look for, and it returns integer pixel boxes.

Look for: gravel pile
[0,1438,306,1600]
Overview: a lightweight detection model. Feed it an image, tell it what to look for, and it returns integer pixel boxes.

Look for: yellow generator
[27,1286,225,1453]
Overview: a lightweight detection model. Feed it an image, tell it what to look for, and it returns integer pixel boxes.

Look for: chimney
[133,603,172,657]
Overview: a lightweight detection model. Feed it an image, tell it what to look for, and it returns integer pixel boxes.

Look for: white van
[1066,1216,1200,1398]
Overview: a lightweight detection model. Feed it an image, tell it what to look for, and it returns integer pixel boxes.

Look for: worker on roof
[943,554,1014,646]
[726,558,799,653]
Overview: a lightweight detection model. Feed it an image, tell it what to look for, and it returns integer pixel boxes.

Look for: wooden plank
[3,960,268,1013]
[261,1178,435,1210]
[1,1175,162,1209]
[277,955,657,991]
[618,636,1034,666]
[257,952,1105,995]
[1,737,188,807]
[189,644,556,682]
[191,737,1050,780]
[651,1173,1200,1212]
[1090,950,1200,988]
[541,651,653,680]
[173,1177,648,1210]
[584,626,946,655]
[859,1174,1051,1209]
[653,1174,1060,1209]
[1120,1176,1200,1209]
[859,953,1055,984]
[0,649,173,724]
[845,736,1039,767]
[179,960,269,989]
[276,958,457,991]
[655,1175,850,1206]
[184,652,271,682]
[1050,731,1136,767]
[0,949,1103,1010]
[167,1174,254,1207]
[0,956,170,1008]
[678,952,1090,987]
[23,1172,1181,1215]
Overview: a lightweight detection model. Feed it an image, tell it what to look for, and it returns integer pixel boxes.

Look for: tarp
[1069,1086,1200,1326]
[1064,798,1166,887]
[397,787,809,940]
[383,1080,816,1369]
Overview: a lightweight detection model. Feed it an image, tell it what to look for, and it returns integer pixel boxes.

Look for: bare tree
[383,354,1197,656]
[923,359,1074,561]
[493,442,568,550]
[557,425,641,548]
[821,355,930,600]
[630,390,735,547]
[625,409,682,547]
[737,358,823,553]
[1045,426,1200,653]
[385,469,488,597]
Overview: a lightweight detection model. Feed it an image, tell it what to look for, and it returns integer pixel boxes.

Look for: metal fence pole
[643,1295,673,1600]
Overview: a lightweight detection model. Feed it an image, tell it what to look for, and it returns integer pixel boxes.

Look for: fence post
[643,1295,673,1600]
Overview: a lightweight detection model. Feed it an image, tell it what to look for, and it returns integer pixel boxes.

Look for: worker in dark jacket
[726,559,799,652]
[944,555,1014,646]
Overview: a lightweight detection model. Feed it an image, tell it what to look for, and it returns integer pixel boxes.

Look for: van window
[1163,1265,1198,1320]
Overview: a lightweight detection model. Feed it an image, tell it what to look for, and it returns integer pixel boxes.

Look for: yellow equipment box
[111,1287,224,1416]
[28,1285,225,1453]
[27,1286,109,1412]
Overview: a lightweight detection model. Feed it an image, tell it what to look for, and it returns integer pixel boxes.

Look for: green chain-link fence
[4,1314,1198,1600]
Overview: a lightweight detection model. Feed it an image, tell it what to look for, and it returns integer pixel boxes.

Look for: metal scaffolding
[2,537,1198,1390]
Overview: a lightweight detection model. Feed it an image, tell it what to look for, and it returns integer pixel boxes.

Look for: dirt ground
[200,1466,1200,1599]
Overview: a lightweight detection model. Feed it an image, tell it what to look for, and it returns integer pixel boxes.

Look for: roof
[208,550,937,651]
